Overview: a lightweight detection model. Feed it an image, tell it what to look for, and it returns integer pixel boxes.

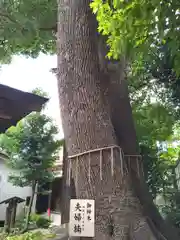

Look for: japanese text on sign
[69,199,95,237]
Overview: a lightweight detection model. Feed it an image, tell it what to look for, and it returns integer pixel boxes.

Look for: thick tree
[60,98,179,216]
[56,0,179,239]
[1,0,180,239]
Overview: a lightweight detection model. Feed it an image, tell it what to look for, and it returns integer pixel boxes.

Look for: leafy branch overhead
[2,0,180,70]
[90,1,180,108]
[90,0,180,73]
[1,0,180,110]
[0,0,57,63]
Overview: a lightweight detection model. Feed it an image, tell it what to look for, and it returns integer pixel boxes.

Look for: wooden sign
[69,199,95,237]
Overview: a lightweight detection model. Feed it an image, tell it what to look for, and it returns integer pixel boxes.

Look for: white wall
[0,148,64,222]
[41,212,61,226]
[0,160,33,221]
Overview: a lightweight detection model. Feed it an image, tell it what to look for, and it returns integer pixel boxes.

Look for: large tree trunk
[106,64,180,240]
[97,39,139,157]
[57,0,160,239]
[108,76,180,240]
[100,61,142,175]
[97,34,179,240]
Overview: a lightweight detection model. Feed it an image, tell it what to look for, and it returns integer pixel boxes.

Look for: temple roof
[0,84,48,133]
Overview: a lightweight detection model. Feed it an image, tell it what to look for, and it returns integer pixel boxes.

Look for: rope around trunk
[67,145,167,240]
[68,145,143,184]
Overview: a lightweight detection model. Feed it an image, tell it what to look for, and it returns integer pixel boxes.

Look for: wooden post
[4,206,10,233]
[8,200,14,231]
[48,183,52,220]
[61,143,70,225]
[10,199,17,229]
[0,197,25,233]
[4,200,13,233]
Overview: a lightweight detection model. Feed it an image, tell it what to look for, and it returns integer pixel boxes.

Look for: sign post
[69,199,95,237]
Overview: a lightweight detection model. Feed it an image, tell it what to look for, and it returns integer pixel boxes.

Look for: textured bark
[98,39,139,156]
[57,0,158,239]
[23,181,36,232]
[104,67,180,240]
[103,67,179,240]
[104,66,141,175]
[97,38,141,176]
[61,143,69,224]
[57,0,116,154]
[98,36,179,240]
[61,143,76,224]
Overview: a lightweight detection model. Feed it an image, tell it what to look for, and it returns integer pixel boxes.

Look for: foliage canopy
[0,112,61,187]
[90,0,180,73]
[0,0,56,63]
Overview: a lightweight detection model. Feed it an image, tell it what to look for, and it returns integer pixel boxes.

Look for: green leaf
[0,112,62,187]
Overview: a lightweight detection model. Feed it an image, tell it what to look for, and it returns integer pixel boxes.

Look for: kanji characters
[87,215,91,221]
[70,200,94,237]
[86,201,92,221]
[74,213,82,221]
[75,202,81,211]
[74,224,82,233]
[87,209,92,214]
[87,203,92,208]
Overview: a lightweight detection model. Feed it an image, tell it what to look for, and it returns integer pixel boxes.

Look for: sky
[0,54,63,139]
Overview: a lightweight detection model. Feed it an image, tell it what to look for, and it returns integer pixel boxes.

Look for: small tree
[0,112,61,231]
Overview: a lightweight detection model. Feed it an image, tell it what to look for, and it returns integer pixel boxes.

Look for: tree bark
[97,35,179,240]
[98,39,139,157]
[61,142,69,225]
[23,181,36,232]
[110,81,180,239]
[61,142,76,225]
[57,0,160,239]
[107,63,180,240]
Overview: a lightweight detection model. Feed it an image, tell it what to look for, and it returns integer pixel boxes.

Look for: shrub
[36,217,51,229]
[30,215,51,229]
[5,231,55,240]
[0,233,8,240]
